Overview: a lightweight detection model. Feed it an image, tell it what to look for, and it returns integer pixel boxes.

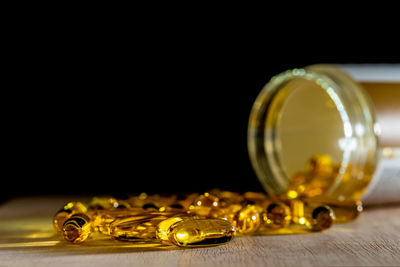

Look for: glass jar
[248,64,400,204]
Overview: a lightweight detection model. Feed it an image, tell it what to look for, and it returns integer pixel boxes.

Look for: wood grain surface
[0,197,399,267]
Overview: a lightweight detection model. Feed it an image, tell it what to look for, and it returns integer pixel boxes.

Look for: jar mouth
[248,66,378,201]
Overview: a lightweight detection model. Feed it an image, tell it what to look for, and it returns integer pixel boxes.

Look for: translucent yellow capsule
[159,203,186,212]
[209,203,242,223]
[156,217,185,242]
[286,190,299,200]
[210,189,244,204]
[90,208,144,234]
[88,197,120,210]
[189,193,219,216]
[157,218,235,247]
[287,172,307,197]
[127,195,147,208]
[306,154,334,176]
[109,212,187,241]
[114,200,132,209]
[138,192,148,200]
[308,205,335,231]
[53,202,87,233]
[143,194,177,210]
[243,191,268,202]
[62,213,92,244]
[264,202,291,228]
[290,199,305,225]
[290,200,335,231]
[175,193,200,210]
[319,200,363,223]
[234,204,264,234]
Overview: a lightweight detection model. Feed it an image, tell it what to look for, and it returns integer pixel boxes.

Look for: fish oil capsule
[62,213,92,244]
[243,191,268,202]
[210,189,244,204]
[234,204,264,234]
[287,154,337,198]
[90,208,144,234]
[157,218,235,247]
[144,194,176,210]
[126,193,148,208]
[306,154,334,176]
[264,202,291,228]
[114,200,132,209]
[242,192,276,211]
[209,203,242,223]
[88,197,120,210]
[316,200,363,223]
[109,212,187,241]
[290,200,335,231]
[308,205,335,231]
[176,193,200,210]
[53,202,87,233]
[287,172,307,199]
[290,199,305,225]
[159,203,186,212]
[138,192,148,200]
[156,217,185,242]
[334,201,362,222]
[189,192,219,216]
[303,155,337,198]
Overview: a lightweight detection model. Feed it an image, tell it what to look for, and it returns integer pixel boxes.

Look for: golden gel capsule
[53,202,87,233]
[242,192,277,211]
[307,205,335,231]
[287,154,337,199]
[90,208,144,234]
[127,194,148,208]
[159,203,186,212]
[209,203,243,223]
[317,200,363,223]
[109,212,187,241]
[264,202,291,228]
[243,191,268,202]
[156,217,185,242]
[143,194,177,210]
[286,172,307,199]
[234,204,264,234]
[306,154,334,176]
[290,199,306,225]
[290,200,335,231]
[175,193,200,210]
[88,197,120,210]
[189,193,219,216]
[62,213,92,244]
[158,218,235,247]
[210,189,244,204]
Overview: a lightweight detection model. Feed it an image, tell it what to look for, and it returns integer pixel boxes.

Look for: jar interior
[270,77,345,178]
[265,77,354,199]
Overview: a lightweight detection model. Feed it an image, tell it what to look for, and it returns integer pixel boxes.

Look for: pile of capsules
[53,189,363,248]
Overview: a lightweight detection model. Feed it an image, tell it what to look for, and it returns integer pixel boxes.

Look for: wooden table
[0,197,399,267]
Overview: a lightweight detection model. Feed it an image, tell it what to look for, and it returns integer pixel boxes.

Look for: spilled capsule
[62,213,92,244]
[157,217,235,247]
[53,202,87,233]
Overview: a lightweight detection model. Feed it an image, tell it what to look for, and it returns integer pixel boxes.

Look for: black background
[3,17,399,202]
